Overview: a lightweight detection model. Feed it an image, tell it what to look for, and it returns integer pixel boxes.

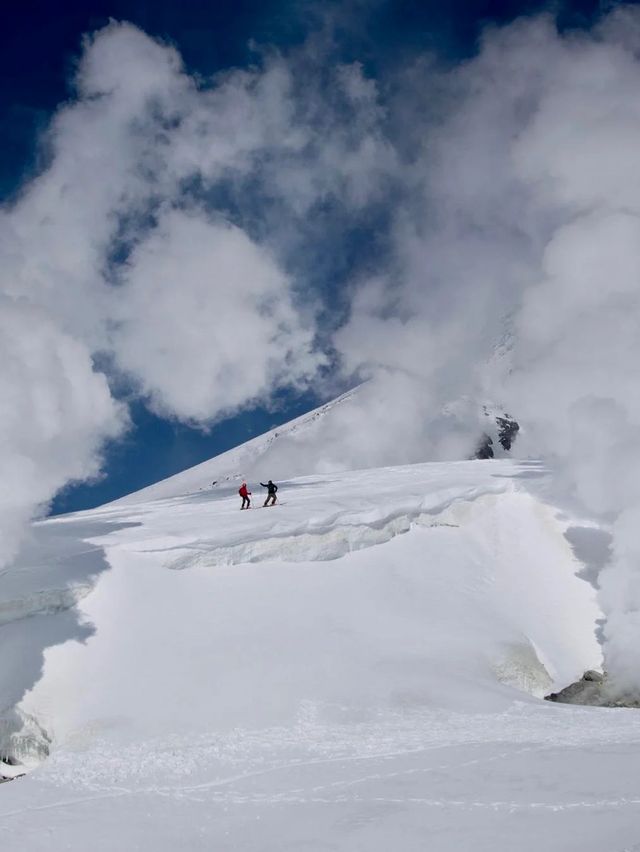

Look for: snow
[1,451,639,850]
[111,386,361,505]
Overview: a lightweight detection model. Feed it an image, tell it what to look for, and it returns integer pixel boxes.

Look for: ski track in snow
[5,740,640,817]
[34,703,640,789]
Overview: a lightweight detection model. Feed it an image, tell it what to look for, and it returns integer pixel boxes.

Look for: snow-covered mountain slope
[113,383,519,506]
[3,456,638,851]
[113,386,361,505]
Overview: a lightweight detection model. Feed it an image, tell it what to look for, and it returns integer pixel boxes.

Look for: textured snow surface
[2,458,638,851]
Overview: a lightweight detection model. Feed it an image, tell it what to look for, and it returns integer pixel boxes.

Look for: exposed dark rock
[497,415,520,451]
[473,410,520,459]
[0,773,25,784]
[583,670,604,683]
[545,670,640,708]
[475,433,494,459]
[0,755,25,783]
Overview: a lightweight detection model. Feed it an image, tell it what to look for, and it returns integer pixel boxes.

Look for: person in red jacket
[239,482,251,509]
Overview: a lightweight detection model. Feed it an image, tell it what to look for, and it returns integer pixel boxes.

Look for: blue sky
[1,0,610,512]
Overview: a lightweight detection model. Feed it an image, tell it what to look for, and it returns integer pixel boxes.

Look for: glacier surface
[1,457,638,851]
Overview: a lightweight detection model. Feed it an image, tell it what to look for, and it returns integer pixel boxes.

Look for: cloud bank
[352,7,640,695]
[4,8,640,690]
[1,22,330,558]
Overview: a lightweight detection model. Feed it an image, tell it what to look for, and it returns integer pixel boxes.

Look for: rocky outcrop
[475,433,495,459]
[496,416,519,451]
[474,412,520,459]
[545,670,640,708]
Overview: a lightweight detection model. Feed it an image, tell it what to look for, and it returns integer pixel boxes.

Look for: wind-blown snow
[3,454,637,851]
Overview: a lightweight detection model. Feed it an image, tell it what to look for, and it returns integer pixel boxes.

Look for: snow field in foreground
[2,459,637,852]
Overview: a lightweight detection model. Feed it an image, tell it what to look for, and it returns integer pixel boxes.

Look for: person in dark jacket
[260,480,278,507]
[239,482,251,509]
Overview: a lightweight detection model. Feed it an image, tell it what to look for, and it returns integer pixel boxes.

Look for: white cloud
[6,6,640,697]
[0,22,333,566]
[328,8,640,695]
[0,298,125,562]
[112,208,321,421]
[1,15,400,568]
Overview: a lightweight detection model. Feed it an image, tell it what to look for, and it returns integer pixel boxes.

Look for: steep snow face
[112,386,362,505]
[2,458,631,852]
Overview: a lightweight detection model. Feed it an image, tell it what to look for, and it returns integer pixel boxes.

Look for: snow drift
[3,445,635,851]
